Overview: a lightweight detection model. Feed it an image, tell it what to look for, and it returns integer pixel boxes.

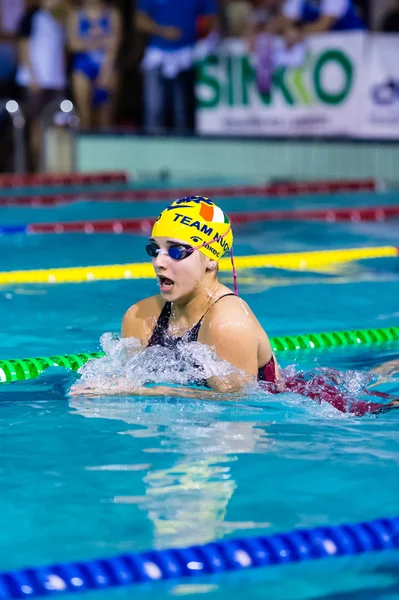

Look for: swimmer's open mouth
[158,275,174,292]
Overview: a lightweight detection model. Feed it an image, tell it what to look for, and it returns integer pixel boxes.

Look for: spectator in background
[16,0,67,171]
[67,0,122,129]
[136,0,218,135]
[268,0,364,46]
[249,0,281,32]
[224,0,252,37]
[381,0,399,32]
[0,0,27,93]
[244,0,281,47]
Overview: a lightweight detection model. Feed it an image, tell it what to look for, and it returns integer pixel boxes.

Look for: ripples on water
[69,333,399,419]
[1,334,398,600]
[66,332,399,553]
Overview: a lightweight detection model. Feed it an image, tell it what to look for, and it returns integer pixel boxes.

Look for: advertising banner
[359,34,399,139]
[196,33,366,137]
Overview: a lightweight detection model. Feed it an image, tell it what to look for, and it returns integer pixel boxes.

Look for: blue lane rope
[1,515,398,598]
[0,225,27,235]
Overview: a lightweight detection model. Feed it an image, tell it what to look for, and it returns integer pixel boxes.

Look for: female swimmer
[71,195,398,413]
[121,196,279,394]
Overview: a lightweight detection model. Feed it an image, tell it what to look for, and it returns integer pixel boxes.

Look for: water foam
[68,333,399,418]
[70,332,251,397]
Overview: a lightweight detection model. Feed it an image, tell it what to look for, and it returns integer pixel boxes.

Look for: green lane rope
[0,326,398,384]
[271,326,399,352]
[0,353,103,383]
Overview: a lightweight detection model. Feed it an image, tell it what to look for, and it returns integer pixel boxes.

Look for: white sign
[359,33,399,139]
[196,33,366,137]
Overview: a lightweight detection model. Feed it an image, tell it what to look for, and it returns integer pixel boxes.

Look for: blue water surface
[0,184,398,600]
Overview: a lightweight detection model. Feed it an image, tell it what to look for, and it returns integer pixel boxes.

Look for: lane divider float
[0,179,378,207]
[1,205,397,236]
[0,514,397,598]
[0,246,396,285]
[1,326,398,383]
[0,171,128,189]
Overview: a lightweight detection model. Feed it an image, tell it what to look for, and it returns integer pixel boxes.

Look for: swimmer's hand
[371,359,399,377]
[373,399,399,415]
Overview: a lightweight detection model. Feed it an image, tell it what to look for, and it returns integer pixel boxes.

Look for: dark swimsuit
[147,293,278,384]
[146,296,398,416]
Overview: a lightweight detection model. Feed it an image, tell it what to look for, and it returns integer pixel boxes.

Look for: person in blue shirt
[136,0,218,134]
[267,0,364,46]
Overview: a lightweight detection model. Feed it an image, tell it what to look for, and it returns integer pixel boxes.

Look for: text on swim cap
[172,213,230,253]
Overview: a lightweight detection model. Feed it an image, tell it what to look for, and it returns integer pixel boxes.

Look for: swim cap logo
[163,197,230,227]
[165,196,214,213]
[199,202,230,225]
[174,195,213,206]
[151,196,233,261]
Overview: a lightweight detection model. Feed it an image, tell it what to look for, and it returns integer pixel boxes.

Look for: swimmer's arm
[202,320,263,393]
[69,383,240,401]
[121,302,158,356]
[133,386,240,400]
[121,305,147,343]
[371,359,399,378]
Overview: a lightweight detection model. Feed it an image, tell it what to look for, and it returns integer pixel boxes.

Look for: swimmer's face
[149,236,213,302]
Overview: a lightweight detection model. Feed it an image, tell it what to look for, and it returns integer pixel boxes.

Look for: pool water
[0,185,398,600]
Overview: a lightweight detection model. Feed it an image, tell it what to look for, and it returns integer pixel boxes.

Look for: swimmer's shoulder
[210,293,258,324]
[199,293,253,335]
[200,292,277,375]
[199,292,271,346]
[122,295,165,343]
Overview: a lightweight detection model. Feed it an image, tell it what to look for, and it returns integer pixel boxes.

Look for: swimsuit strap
[148,293,236,347]
[190,293,236,341]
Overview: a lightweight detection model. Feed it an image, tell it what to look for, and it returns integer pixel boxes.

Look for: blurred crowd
[0,0,397,153]
[380,0,399,31]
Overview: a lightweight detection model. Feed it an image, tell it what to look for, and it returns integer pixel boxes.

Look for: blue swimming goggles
[146,243,194,261]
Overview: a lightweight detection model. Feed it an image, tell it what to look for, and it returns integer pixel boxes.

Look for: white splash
[71,332,247,396]
[69,333,399,420]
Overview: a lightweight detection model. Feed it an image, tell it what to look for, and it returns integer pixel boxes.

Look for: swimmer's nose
[153,249,169,268]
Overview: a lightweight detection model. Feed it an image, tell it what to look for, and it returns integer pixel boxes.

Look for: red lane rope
[231,205,399,224]
[0,172,127,189]
[28,205,399,234]
[0,179,378,207]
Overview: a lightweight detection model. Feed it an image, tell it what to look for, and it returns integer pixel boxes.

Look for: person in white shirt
[0,0,26,85]
[16,0,67,170]
[267,0,364,46]
[244,0,281,50]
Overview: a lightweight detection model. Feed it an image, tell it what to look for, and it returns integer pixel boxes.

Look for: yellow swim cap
[151,196,233,261]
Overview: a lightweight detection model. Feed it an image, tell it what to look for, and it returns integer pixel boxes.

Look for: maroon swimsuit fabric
[147,298,393,415]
